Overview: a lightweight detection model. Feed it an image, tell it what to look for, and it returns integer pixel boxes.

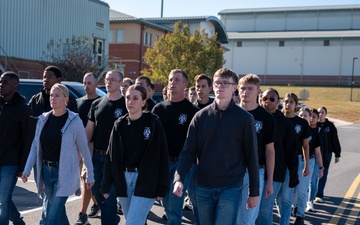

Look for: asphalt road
[13,120,360,225]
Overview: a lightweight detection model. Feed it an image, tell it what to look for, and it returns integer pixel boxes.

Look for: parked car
[18,79,106,103]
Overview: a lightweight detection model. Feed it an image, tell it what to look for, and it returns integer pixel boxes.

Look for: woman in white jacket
[21,83,94,225]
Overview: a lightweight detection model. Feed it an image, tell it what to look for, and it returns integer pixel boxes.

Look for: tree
[42,34,105,82]
[142,22,224,86]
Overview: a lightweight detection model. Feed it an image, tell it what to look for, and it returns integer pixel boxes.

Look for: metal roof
[227,30,360,40]
[219,4,360,15]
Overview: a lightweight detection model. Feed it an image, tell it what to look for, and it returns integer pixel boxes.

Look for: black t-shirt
[152,99,198,157]
[309,127,321,156]
[248,106,276,166]
[288,116,310,155]
[89,96,127,150]
[76,96,100,127]
[121,113,152,167]
[195,97,214,109]
[40,111,68,161]
[146,98,156,112]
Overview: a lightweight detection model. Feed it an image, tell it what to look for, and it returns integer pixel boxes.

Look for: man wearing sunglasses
[238,74,276,225]
[173,68,259,225]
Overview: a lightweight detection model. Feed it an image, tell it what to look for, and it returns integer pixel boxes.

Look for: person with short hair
[120,77,133,96]
[188,86,197,103]
[135,76,156,112]
[86,70,127,225]
[152,69,198,225]
[101,85,170,225]
[21,83,94,225]
[258,88,299,225]
[28,65,77,117]
[194,74,213,109]
[0,72,35,225]
[283,93,310,225]
[74,72,101,225]
[184,88,189,100]
[315,106,341,203]
[173,68,259,225]
[237,74,275,225]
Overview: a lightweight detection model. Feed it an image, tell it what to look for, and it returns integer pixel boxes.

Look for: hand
[246,196,258,209]
[172,181,184,197]
[302,166,310,177]
[335,157,340,163]
[103,193,109,199]
[86,182,94,190]
[21,174,29,183]
[264,182,273,198]
[318,169,324,179]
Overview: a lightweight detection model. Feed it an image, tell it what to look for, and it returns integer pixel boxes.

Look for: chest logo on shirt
[114,108,123,118]
[143,127,151,140]
[295,124,302,134]
[254,120,263,133]
[325,126,330,133]
[178,114,188,125]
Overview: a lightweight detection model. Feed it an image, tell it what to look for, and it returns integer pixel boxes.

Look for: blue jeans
[41,164,69,225]
[119,172,155,225]
[276,169,294,225]
[92,154,117,225]
[237,168,265,225]
[257,181,283,225]
[196,185,241,225]
[162,161,194,225]
[308,162,320,202]
[292,156,314,217]
[0,166,18,225]
[186,164,199,225]
[9,184,26,225]
[316,153,332,198]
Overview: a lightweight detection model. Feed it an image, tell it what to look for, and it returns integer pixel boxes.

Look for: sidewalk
[328,118,353,127]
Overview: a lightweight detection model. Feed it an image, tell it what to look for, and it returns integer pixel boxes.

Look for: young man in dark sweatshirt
[173,68,259,225]
[0,72,34,224]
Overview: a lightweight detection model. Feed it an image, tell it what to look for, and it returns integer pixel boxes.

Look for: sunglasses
[262,97,276,102]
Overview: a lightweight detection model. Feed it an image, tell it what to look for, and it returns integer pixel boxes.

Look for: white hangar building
[0,0,109,78]
[219,5,360,85]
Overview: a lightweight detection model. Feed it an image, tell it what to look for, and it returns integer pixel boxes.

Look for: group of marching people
[0,66,341,225]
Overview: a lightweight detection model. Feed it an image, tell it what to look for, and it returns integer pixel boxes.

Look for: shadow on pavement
[12,185,43,211]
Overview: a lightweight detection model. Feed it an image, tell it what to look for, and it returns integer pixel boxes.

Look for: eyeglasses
[262,97,276,102]
[105,78,120,83]
[213,81,235,88]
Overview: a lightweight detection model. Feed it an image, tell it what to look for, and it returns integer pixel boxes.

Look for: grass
[261,86,360,123]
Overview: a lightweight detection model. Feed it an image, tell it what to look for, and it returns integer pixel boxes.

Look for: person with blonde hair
[21,83,94,225]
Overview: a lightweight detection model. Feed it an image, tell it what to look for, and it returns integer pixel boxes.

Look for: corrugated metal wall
[0,0,109,61]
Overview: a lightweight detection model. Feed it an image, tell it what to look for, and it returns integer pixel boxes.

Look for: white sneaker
[306,201,315,212]
[314,197,324,203]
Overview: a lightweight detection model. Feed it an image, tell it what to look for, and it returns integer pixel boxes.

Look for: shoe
[88,204,100,218]
[183,196,193,210]
[306,201,315,212]
[116,215,121,224]
[293,216,304,225]
[314,197,324,203]
[74,212,90,225]
[117,203,123,215]
[161,212,168,220]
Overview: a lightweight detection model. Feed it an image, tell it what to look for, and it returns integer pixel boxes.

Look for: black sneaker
[294,216,304,225]
[88,204,100,218]
[117,215,121,224]
[74,212,90,225]
[117,203,123,215]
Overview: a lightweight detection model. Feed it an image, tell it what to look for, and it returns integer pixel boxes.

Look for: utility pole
[161,0,164,18]
[350,57,358,102]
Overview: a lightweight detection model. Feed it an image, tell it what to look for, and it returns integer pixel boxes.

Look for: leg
[0,166,18,225]
[316,153,332,199]
[47,195,69,225]
[186,164,199,225]
[277,169,294,225]
[9,199,25,225]
[196,185,216,225]
[215,186,242,225]
[257,181,282,225]
[125,195,154,225]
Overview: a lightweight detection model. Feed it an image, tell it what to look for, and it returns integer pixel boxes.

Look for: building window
[324,40,330,46]
[96,22,104,29]
[116,29,124,43]
[108,30,114,43]
[94,39,104,66]
[279,41,285,47]
[156,35,160,42]
[143,32,148,45]
[148,33,152,46]
[237,41,242,47]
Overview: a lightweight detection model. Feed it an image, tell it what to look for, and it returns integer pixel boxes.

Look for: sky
[104,0,359,18]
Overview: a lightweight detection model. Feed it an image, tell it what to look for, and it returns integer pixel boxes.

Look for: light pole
[350,57,358,102]
[161,0,164,18]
